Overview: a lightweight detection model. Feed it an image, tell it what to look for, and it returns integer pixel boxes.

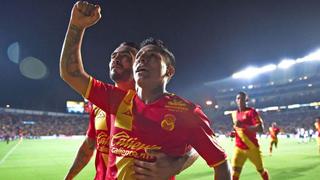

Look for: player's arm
[247,123,263,133]
[65,137,95,180]
[60,1,101,95]
[247,111,264,133]
[213,161,231,180]
[190,107,231,179]
[133,148,199,180]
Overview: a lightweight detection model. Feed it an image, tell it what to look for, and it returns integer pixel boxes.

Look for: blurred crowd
[1,107,319,141]
[209,107,320,136]
[0,112,88,140]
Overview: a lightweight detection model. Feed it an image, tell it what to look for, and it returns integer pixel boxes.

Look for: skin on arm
[133,149,199,180]
[213,161,232,180]
[60,1,101,95]
[65,137,96,180]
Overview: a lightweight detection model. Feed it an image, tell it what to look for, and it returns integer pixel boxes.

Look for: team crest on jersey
[161,114,176,131]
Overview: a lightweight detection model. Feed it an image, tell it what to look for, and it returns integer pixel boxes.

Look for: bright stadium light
[205,100,213,106]
[232,66,259,79]
[258,64,277,73]
[232,64,276,79]
[278,59,296,69]
[296,49,320,63]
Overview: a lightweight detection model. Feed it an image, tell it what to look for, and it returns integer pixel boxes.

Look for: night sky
[1,0,320,112]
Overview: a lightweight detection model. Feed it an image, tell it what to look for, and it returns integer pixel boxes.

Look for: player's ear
[245,95,249,102]
[165,65,175,78]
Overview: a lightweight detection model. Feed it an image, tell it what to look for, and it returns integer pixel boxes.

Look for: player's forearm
[59,23,90,96]
[247,124,263,133]
[213,161,231,180]
[65,140,95,179]
[177,149,199,174]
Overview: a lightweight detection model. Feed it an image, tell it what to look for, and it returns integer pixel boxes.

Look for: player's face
[133,45,169,88]
[235,94,246,108]
[109,45,137,83]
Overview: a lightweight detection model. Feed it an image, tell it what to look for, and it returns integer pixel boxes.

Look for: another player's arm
[190,108,231,180]
[133,148,199,180]
[60,1,101,95]
[214,161,232,180]
[65,137,95,180]
[247,112,264,133]
[176,148,199,173]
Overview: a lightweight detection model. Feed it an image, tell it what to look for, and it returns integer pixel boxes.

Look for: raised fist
[70,1,101,29]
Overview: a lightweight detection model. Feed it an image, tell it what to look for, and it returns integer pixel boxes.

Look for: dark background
[1,0,320,112]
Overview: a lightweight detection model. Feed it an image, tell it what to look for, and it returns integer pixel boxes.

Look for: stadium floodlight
[288,104,301,109]
[232,66,259,79]
[205,100,213,106]
[278,59,296,69]
[258,64,277,73]
[232,64,276,79]
[6,104,10,108]
[296,49,320,63]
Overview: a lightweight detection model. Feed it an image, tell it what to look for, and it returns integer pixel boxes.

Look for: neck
[136,84,166,104]
[115,80,135,91]
[238,106,246,111]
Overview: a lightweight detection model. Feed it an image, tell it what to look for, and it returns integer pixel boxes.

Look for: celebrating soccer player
[60,1,231,180]
[230,92,269,180]
[269,122,280,155]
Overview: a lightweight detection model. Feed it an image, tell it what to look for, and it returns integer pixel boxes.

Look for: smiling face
[133,44,174,89]
[108,45,137,83]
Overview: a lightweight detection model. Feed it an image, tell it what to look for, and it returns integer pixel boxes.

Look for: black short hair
[140,37,176,67]
[120,42,140,51]
[237,91,247,97]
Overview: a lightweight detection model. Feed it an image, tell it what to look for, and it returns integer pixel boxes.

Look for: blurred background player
[315,117,320,154]
[230,92,269,180]
[268,122,280,155]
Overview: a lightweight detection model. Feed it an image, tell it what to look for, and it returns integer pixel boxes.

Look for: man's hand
[70,1,101,29]
[133,149,182,180]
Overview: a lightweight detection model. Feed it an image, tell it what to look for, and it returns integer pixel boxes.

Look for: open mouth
[136,66,148,73]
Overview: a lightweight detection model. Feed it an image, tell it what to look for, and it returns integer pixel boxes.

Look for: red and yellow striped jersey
[315,121,320,137]
[231,108,262,150]
[86,104,110,180]
[269,127,280,140]
[86,78,227,180]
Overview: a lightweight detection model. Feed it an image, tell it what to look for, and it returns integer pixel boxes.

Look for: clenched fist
[70,1,101,29]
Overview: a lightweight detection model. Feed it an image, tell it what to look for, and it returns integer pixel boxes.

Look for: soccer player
[60,1,231,180]
[268,122,280,155]
[230,92,269,180]
[64,41,200,180]
[315,117,320,154]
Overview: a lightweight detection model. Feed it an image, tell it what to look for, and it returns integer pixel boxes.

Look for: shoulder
[163,93,198,113]
[247,107,258,114]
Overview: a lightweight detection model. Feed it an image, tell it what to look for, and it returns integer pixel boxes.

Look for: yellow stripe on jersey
[235,128,258,149]
[94,108,107,131]
[115,90,136,131]
[231,111,238,124]
[255,115,263,125]
[209,159,227,168]
[116,157,135,180]
[84,76,93,99]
